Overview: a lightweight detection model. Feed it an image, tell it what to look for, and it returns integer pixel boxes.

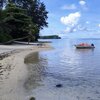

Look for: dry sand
[0,43,53,100]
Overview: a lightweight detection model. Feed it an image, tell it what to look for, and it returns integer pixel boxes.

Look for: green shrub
[0,33,12,43]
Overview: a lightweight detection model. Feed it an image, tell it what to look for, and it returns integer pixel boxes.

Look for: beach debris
[0,50,17,60]
[0,63,2,67]
[0,53,9,60]
[56,84,63,88]
[29,97,35,100]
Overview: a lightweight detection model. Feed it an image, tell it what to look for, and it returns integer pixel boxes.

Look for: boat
[75,45,95,49]
[75,43,95,49]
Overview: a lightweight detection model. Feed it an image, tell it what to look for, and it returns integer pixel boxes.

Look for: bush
[0,33,12,43]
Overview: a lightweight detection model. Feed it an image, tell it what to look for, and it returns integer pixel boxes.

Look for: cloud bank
[61,12,81,26]
[60,12,81,33]
[60,1,89,33]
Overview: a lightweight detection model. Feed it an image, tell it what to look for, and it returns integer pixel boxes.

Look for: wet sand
[0,44,52,100]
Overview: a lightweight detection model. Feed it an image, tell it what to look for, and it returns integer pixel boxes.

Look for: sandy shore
[0,43,53,100]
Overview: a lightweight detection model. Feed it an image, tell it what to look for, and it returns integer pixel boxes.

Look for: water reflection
[24,52,40,64]
[24,39,100,100]
[75,48,94,54]
[24,52,48,90]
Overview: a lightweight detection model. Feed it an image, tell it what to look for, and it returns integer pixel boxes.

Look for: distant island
[39,35,61,39]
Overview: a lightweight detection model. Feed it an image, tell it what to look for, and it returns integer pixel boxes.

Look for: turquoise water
[25,38,100,100]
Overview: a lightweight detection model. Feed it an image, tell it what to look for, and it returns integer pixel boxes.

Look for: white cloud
[79,0,88,10]
[61,12,81,33]
[77,25,88,31]
[61,12,81,26]
[98,24,100,27]
[61,4,77,10]
[79,0,86,6]
[63,26,77,33]
[64,27,71,33]
[86,21,89,24]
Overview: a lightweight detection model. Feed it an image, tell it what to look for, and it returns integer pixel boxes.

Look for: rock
[56,84,63,88]
[29,97,35,100]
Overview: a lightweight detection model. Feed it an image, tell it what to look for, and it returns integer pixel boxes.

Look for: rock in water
[30,97,35,100]
[56,84,63,88]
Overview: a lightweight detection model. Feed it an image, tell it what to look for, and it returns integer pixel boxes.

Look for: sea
[24,38,100,100]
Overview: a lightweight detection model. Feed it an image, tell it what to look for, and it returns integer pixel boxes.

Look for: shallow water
[1,38,100,100]
[24,38,100,100]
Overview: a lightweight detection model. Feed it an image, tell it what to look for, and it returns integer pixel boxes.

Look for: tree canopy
[0,0,48,43]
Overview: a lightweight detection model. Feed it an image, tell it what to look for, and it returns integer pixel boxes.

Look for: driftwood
[3,31,35,45]
[3,35,29,45]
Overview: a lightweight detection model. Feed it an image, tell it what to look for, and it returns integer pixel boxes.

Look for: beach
[1,39,100,100]
[0,43,52,100]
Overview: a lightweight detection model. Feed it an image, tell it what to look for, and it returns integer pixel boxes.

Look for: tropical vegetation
[0,0,48,43]
[39,35,61,39]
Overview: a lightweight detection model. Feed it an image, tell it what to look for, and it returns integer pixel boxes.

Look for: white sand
[0,44,53,100]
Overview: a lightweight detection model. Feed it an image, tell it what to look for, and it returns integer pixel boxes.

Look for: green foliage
[0,33,12,43]
[2,0,48,30]
[0,0,48,43]
[26,0,48,30]
[4,3,32,39]
[0,9,12,43]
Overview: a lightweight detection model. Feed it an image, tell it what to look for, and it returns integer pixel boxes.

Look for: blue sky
[40,0,100,38]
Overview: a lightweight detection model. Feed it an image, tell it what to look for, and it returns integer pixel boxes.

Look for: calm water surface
[25,38,100,100]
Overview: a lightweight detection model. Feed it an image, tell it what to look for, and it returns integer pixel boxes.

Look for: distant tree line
[0,0,48,43]
[39,35,61,39]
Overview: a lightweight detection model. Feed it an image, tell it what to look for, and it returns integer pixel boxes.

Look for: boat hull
[75,45,95,49]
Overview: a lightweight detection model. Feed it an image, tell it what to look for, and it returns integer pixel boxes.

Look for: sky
[40,0,100,38]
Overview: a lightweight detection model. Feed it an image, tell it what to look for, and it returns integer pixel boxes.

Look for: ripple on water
[25,39,100,100]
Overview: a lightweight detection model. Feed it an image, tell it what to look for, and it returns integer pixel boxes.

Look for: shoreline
[0,43,53,100]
